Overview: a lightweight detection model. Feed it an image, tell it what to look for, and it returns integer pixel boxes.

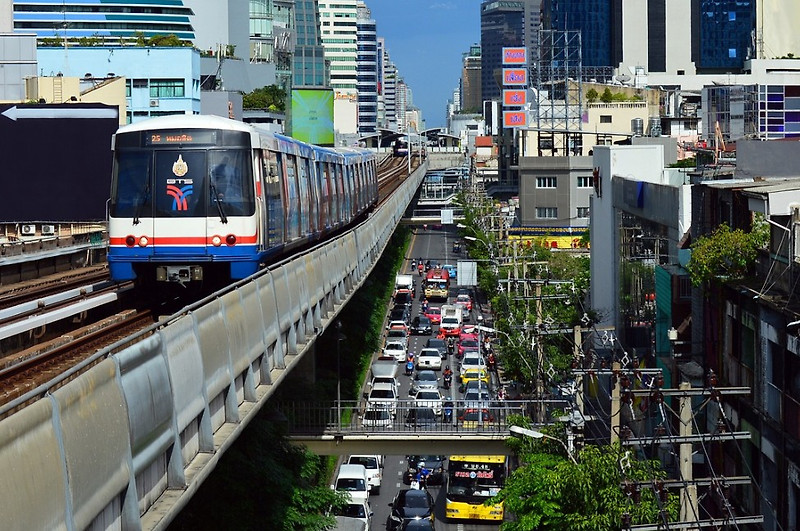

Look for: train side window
[111,150,151,218]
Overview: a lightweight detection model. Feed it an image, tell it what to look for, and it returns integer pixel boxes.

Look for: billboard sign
[503,68,527,86]
[503,90,527,107]
[503,111,527,128]
[502,47,527,65]
[291,88,335,145]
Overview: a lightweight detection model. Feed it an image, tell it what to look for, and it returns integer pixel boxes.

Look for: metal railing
[278,398,570,436]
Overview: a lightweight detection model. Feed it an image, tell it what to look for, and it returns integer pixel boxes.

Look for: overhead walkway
[283,398,570,455]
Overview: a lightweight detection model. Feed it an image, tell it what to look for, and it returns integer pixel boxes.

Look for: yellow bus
[445,455,507,521]
[424,268,450,300]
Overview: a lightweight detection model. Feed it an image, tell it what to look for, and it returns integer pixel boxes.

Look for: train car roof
[116,114,255,134]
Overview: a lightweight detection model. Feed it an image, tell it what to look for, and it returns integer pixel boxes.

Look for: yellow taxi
[460,368,489,387]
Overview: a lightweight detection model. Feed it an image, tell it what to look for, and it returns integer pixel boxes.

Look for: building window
[150,79,184,98]
[577,175,592,188]
[600,115,612,123]
[537,176,557,188]
[577,207,590,218]
[125,79,131,98]
[536,207,558,219]
[132,79,148,88]
[678,276,692,299]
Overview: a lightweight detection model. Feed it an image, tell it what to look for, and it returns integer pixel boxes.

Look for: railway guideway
[0,161,428,530]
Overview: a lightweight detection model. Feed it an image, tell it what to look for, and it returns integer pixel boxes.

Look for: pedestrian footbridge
[282,399,569,455]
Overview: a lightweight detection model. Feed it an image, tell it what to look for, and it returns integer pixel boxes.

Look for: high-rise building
[318,0,358,134]
[10,0,196,41]
[461,44,482,113]
[292,1,328,88]
[541,0,615,69]
[382,49,398,130]
[697,0,755,71]
[480,0,524,103]
[356,2,378,135]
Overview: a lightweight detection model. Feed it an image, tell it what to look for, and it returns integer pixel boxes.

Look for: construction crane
[714,120,727,165]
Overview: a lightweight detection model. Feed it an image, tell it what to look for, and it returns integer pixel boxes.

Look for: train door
[336,162,346,226]
[151,149,208,257]
[297,156,311,236]
[284,154,301,241]
[317,160,330,230]
[262,149,284,249]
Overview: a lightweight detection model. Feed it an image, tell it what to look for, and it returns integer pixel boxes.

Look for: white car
[335,498,372,529]
[361,406,394,429]
[367,383,398,416]
[416,348,443,371]
[347,455,383,494]
[383,341,407,362]
[385,328,409,347]
[460,353,486,372]
[413,388,443,416]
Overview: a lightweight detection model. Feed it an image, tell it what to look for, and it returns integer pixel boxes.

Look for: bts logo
[166,178,194,211]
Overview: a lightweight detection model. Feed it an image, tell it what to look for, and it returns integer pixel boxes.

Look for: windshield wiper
[132,175,151,226]
[209,182,228,224]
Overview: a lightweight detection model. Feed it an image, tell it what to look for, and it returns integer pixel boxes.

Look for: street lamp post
[510,425,578,465]
[336,321,344,429]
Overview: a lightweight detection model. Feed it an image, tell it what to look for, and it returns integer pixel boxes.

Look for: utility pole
[678,381,698,524]
[610,361,621,444]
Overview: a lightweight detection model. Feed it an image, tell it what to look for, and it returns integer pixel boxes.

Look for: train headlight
[138,236,148,247]
[211,235,222,246]
[226,234,236,246]
[125,235,136,247]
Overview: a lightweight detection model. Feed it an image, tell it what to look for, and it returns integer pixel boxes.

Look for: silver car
[410,370,439,395]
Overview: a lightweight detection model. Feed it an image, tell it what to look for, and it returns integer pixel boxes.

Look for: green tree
[243,84,287,111]
[686,221,768,286]
[586,88,598,103]
[497,422,678,530]
[600,88,613,103]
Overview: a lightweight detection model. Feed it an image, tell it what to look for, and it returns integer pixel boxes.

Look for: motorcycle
[405,359,414,376]
[443,371,453,390]
[411,259,417,271]
[417,263,424,276]
[443,402,454,423]
[487,353,497,372]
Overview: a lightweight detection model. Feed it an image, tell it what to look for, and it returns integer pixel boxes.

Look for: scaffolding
[530,30,584,156]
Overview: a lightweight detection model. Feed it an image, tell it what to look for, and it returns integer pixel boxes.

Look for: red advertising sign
[503,47,527,64]
[503,111,527,128]
[503,90,527,107]
[503,68,527,86]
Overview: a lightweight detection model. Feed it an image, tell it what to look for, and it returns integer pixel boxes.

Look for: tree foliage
[600,88,614,103]
[586,88,598,103]
[686,222,768,286]
[243,84,287,111]
[497,422,679,530]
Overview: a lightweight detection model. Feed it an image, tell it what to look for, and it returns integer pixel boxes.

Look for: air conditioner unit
[21,224,36,236]
[41,224,56,236]
[149,99,159,108]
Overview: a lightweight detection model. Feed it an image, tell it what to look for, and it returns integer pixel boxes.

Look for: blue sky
[367,1,480,129]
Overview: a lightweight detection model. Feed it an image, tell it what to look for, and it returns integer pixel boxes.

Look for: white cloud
[429,2,457,9]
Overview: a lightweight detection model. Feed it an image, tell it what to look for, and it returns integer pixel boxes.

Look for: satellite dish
[616,74,631,84]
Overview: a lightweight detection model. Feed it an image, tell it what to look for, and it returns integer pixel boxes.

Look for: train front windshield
[111,147,254,218]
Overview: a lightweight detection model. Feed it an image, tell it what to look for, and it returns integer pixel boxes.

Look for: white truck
[394,274,415,299]
[439,304,463,337]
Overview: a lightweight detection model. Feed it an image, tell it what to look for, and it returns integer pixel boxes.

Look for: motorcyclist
[406,359,414,376]
[411,259,417,271]
[421,298,429,312]
[443,365,453,389]
[415,462,430,489]
[487,351,497,371]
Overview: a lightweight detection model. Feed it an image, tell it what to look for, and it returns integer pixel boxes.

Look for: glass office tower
[698,0,755,71]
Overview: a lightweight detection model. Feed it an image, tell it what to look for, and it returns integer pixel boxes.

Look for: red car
[425,306,442,324]
[456,293,473,311]
[457,334,480,358]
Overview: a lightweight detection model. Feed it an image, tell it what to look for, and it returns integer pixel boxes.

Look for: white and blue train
[108,114,378,287]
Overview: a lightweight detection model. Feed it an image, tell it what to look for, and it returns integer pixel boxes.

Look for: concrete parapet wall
[0,161,428,530]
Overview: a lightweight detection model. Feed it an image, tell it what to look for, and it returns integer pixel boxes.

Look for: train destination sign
[503,68,527,86]
[502,47,527,65]
[145,130,218,146]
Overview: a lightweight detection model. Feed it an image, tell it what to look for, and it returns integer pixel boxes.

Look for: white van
[347,455,383,494]
[333,464,370,501]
